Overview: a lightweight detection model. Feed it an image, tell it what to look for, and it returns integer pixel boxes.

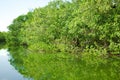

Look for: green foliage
[7,15,27,45]
[0,32,7,43]
[7,0,120,54]
[6,1,120,79]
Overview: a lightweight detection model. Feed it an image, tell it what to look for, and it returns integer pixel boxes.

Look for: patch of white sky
[0,0,51,32]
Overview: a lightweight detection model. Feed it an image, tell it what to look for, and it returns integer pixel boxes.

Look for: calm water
[0,49,27,80]
[0,46,120,80]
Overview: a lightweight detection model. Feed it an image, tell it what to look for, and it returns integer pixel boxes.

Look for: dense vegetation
[7,0,120,55]
[1,0,120,80]
[0,32,6,43]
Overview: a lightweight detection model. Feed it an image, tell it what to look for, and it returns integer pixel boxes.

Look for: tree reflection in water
[8,46,120,80]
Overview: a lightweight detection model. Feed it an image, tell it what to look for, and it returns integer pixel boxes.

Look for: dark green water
[0,45,120,80]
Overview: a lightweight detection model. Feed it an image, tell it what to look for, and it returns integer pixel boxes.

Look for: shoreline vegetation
[0,32,7,43]
[1,0,120,57]
[0,0,120,80]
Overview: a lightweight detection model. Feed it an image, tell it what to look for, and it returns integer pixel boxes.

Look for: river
[0,46,120,80]
[0,49,27,80]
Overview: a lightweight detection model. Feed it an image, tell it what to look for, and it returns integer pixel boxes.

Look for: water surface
[0,46,120,80]
[0,49,27,80]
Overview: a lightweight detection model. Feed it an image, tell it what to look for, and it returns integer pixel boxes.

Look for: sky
[0,0,51,32]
